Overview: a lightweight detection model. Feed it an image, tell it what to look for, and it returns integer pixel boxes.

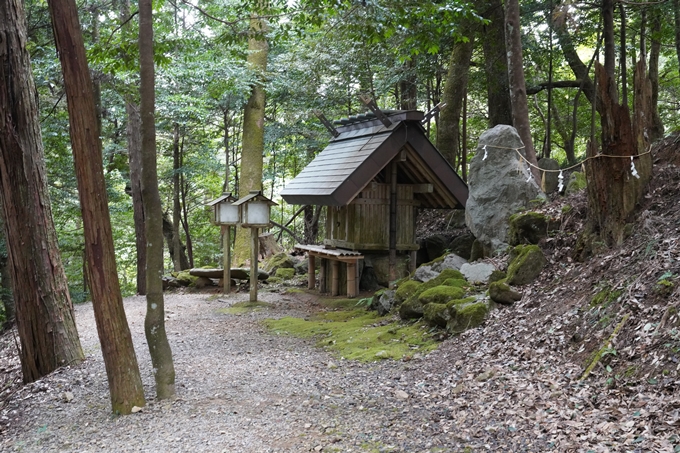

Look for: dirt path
[1,289,677,452]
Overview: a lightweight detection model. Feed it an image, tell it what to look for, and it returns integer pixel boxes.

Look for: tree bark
[171,122,185,271]
[481,0,512,126]
[505,0,540,181]
[234,7,268,266]
[582,62,651,252]
[139,0,176,400]
[648,7,664,142]
[46,0,145,412]
[675,0,680,70]
[0,0,84,378]
[120,0,146,295]
[438,26,475,168]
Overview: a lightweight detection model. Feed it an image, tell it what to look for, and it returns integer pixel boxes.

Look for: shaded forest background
[1,0,679,312]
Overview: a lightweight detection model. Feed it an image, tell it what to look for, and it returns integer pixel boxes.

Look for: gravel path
[1,289,678,452]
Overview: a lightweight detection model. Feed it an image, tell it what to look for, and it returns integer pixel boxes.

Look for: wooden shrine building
[280,108,468,296]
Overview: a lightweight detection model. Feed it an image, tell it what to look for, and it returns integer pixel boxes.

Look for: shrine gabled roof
[280,110,468,209]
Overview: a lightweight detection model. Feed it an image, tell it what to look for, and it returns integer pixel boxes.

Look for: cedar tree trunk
[0,0,84,380]
[505,0,541,181]
[46,0,145,412]
[481,0,513,126]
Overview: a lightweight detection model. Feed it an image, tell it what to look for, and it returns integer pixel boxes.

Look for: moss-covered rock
[275,268,295,280]
[395,280,422,304]
[488,270,507,284]
[506,245,547,285]
[447,301,490,334]
[565,171,587,195]
[489,279,522,305]
[423,303,451,327]
[470,239,485,261]
[263,252,295,274]
[399,297,424,319]
[508,212,551,245]
[418,285,466,305]
[175,270,198,286]
[443,278,468,288]
[448,234,475,260]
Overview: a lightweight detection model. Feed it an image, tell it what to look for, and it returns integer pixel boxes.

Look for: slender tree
[481,0,512,126]
[0,0,84,381]
[139,0,176,400]
[505,0,540,181]
[46,0,146,413]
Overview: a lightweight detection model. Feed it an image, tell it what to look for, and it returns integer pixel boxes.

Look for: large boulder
[424,234,449,262]
[465,125,545,253]
[459,262,497,284]
[262,252,295,274]
[448,234,475,260]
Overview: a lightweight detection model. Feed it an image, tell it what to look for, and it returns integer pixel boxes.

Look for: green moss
[423,303,451,327]
[508,212,550,245]
[590,286,622,309]
[262,252,294,273]
[488,270,506,284]
[418,285,466,305]
[506,244,546,285]
[263,310,438,362]
[566,171,587,194]
[395,280,422,303]
[445,296,478,308]
[275,268,295,279]
[284,288,305,294]
[447,301,489,334]
[218,301,273,315]
[175,270,198,286]
[443,278,468,288]
[321,298,362,310]
[267,276,282,284]
[581,314,630,380]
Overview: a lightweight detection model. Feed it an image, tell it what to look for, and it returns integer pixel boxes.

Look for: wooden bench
[294,244,364,298]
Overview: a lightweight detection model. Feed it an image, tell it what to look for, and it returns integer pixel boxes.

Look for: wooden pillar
[319,258,326,293]
[250,227,258,302]
[388,160,398,287]
[222,225,231,294]
[347,261,356,298]
[307,254,315,290]
[409,250,417,274]
[331,260,339,296]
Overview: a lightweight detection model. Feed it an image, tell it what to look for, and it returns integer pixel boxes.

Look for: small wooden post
[409,250,417,274]
[319,258,326,293]
[250,227,258,302]
[347,261,357,298]
[307,254,315,290]
[388,160,398,288]
[222,225,231,294]
[331,260,339,296]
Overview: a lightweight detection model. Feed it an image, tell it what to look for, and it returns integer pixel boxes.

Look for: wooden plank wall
[326,183,416,250]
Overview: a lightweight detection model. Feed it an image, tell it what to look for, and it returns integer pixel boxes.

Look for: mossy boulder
[395,280,422,304]
[566,171,587,195]
[508,212,550,245]
[488,270,507,284]
[447,301,490,334]
[506,245,547,285]
[443,278,468,288]
[275,268,295,280]
[470,239,485,261]
[263,252,295,274]
[423,303,451,327]
[489,279,522,305]
[418,286,466,305]
[174,270,198,286]
[448,234,475,260]
[399,297,424,319]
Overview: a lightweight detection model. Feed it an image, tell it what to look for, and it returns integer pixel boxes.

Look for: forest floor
[1,137,680,452]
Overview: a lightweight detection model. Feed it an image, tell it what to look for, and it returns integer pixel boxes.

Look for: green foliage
[418,285,466,305]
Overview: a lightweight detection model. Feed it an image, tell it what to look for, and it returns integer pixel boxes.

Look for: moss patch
[218,301,274,315]
[395,280,422,303]
[443,278,468,288]
[590,286,623,309]
[418,286,466,305]
[275,268,295,280]
[263,309,438,361]
[447,301,490,334]
[320,298,361,310]
[506,244,547,285]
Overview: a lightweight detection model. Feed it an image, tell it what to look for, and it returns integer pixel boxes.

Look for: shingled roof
[280,110,468,209]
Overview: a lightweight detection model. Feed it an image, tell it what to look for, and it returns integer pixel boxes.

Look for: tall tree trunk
[139,0,176,400]
[234,7,268,266]
[619,4,627,107]
[505,0,540,181]
[438,26,475,168]
[675,0,680,70]
[126,102,146,294]
[120,0,146,295]
[46,0,145,413]
[0,0,84,377]
[648,7,664,142]
[481,0,513,126]
[399,59,417,110]
[171,122,184,271]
